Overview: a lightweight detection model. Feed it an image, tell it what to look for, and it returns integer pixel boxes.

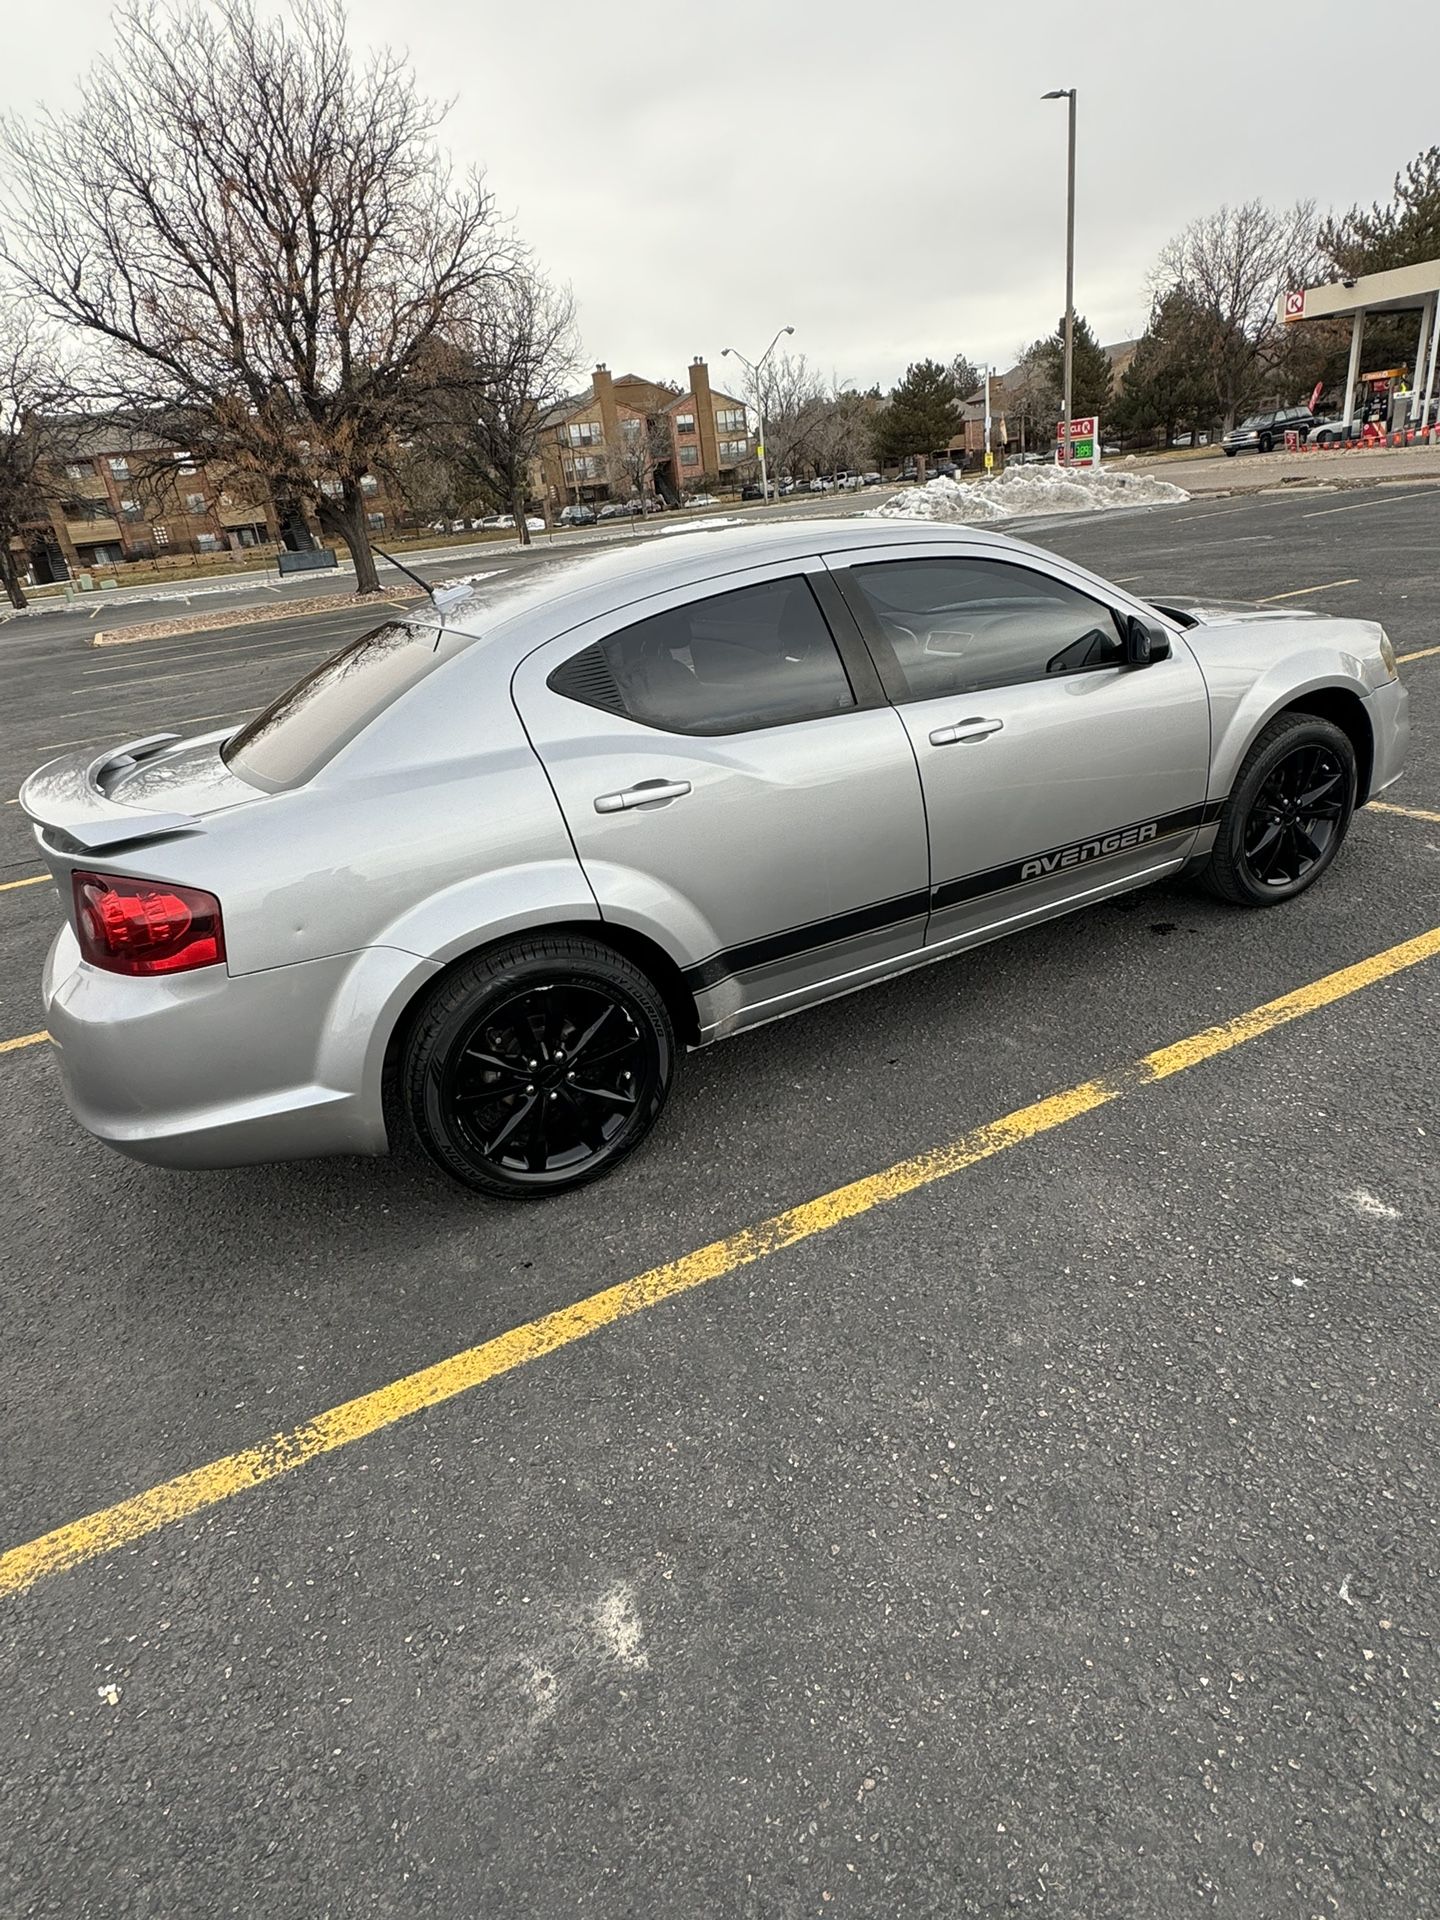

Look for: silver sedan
[22,521,1409,1197]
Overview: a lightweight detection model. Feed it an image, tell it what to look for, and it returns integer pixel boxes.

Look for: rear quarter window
[224,620,446,789]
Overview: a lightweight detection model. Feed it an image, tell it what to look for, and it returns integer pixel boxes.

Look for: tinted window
[846,557,1125,700]
[554,576,855,734]
[225,620,446,788]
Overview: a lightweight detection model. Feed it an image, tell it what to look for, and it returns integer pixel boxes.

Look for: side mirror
[1124,615,1171,666]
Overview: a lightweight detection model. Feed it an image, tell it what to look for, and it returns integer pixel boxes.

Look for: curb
[92,587,424,648]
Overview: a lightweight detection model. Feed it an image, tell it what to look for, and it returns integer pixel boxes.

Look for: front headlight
[1379,633,1398,681]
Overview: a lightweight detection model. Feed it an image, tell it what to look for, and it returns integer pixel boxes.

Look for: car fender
[1203,655,1377,803]
[372,857,603,969]
[348,859,606,1138]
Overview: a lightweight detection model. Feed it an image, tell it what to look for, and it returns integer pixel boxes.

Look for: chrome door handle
[929,717,1004,746]
[594,778,693,814]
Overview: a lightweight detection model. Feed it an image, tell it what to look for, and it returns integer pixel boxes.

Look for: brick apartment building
[541,358,753,507]
[10,418,406,586]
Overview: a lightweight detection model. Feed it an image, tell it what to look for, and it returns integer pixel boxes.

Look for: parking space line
[1256,578,1359,603]
[1398,642,1440,665]
[1302,484,1440,518]
[0,876,48,894]
[3,921,1440,1601]
[1370,801,1440,824]
[0,1030,47,1054]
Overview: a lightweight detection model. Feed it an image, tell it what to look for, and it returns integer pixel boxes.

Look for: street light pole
[1043,87,1077,466]
[723,325,794,500]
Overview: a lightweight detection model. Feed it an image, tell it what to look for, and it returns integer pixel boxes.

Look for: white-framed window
[360,475,379,494]
[715,407,747,434]
[184,491,207,514]
[679,445,700,467]
[718,438,750,462]
[675,413,695,435]
[108,456,131,479]
[65,463,89,484]
[567,420,603,447]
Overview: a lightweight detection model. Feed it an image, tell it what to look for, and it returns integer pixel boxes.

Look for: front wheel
[1200,714,1356,907]
[1258,436,1273,453]
[403,936,676,1198]
[1223,447,1237,457]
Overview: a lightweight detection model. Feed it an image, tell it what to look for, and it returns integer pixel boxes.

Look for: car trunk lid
[19,728,262,860]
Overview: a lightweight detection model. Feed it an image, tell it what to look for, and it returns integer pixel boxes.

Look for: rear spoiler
[19,733,202,855]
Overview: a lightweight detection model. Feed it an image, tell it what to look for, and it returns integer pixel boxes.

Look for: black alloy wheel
[1202,714,1356,907]
[404,937,675,1197]
[1241,742,1346,889]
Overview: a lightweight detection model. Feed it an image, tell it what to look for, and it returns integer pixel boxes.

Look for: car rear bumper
[42,926,436,1169]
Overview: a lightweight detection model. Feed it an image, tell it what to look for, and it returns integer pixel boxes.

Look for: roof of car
[438,516,1016,646]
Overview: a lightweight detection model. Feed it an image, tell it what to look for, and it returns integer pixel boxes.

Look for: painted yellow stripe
[1397,642,1440,664]
[0,875,49,894]
[3,923,1440,1601]
[1256,577,1359,603]
[1370,801,1440,824]
[0,1030,48,1055]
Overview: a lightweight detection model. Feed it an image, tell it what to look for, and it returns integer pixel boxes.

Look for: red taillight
[72,871,226,977]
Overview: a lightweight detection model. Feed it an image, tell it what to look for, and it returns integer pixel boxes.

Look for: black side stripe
[931,800,1224,913]
[681,889,930,994]
[682,800,1226,994]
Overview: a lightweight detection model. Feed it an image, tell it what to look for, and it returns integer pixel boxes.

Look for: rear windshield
[224,620,446,789]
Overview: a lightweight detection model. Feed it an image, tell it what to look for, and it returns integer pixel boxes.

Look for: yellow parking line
[1255,578,1359,602]
[0,1030,48,1054]
[0,875,49,894]
[1398,642,1440,664]
[1370,801,1440,824]
[3,921,1439,1601]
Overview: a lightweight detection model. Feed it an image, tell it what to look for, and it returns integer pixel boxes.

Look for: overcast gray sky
[5,0,1439,391]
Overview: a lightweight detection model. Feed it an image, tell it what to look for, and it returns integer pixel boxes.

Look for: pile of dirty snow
[869,465,1188,525]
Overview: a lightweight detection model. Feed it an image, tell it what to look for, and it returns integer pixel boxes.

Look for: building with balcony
[540,359,752,507]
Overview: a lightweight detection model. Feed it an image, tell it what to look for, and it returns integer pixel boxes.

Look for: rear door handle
[594,778,693,814]
[929,717,1004,746]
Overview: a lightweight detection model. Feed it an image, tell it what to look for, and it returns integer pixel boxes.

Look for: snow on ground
[658,515,747,534]
[869,465,1189,525]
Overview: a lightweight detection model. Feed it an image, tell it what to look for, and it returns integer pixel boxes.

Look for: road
[1,483,1438,1918]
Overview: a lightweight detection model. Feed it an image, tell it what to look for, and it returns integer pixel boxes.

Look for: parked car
[480,515,504,530]
[1222,407,1317,455]
[862,472,883,486]
[740,482,767,500]
[558,504,597,527]
[683,493,718,508]
[840,475,866,491]
[23,521,1408,1198]
[597,502,632,520]
[526,516,546,532]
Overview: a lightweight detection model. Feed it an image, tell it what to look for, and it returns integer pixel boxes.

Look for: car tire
[1258,436,1273,453]
[1223,447,1236,457]
[1200,713,1356,908]
[402,936,677,1199]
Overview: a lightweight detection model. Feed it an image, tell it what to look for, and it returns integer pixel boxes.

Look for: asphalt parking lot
[2,482,1438,1918]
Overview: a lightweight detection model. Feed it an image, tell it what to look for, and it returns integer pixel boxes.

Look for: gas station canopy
[1281,258,1440,434]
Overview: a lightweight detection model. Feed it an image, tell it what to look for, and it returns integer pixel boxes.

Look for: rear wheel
[1201,714,1356,907]
[403,936,676,1198]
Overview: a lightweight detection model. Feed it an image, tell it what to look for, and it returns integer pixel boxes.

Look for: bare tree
[0,312,68,609]
[0,0,511,592]
[1154,200,1317,429]
[754,352,827,482]
[421,268,578,545]
[604,408,674,507]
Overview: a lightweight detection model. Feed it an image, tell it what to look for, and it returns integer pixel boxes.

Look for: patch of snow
[868,465,1189,526]
[1344,1188,1400,1220]
[657,515,746,534]
[594,1582,648,1668]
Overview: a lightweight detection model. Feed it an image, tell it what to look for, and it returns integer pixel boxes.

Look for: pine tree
[1320,146,1440,276]
[872,359,962,464]
[1034,314,1112,422]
